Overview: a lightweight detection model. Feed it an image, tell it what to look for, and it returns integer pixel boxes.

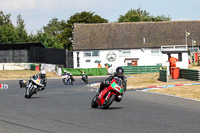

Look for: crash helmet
[116,67,124,77]
[40,70,46,78]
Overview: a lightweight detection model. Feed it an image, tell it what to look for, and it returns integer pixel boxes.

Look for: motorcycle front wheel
[82,78,88,84]
[24,84,36,98]
[102,94,116,109]
[91,96,98,108]
[63,79,67,85]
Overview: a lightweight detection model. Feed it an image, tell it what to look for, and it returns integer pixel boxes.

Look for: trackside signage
[0,84,8,90]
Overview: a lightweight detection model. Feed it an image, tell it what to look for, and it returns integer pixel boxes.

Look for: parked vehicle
[91,78,124,109]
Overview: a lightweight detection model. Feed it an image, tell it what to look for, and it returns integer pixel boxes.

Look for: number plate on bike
[111,82,123,93]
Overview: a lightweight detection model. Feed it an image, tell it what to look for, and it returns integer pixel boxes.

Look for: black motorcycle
[81,74,88,83]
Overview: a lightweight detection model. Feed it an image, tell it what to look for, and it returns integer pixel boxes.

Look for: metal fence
[0,47,70,67]
[30,47,66,66]
[122,65,161,74]
[0,49,28,63]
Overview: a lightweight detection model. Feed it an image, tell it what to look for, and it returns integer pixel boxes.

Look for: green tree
[0,11,11,25]
[67,11,108,24]
[118,8,171,22]
[0,11,29,43]
[15,14,29,42]
[30,18,64,48]
[0,11,16,43]
[43,18,63,36]
[30,11,108,49]
[62,11,108,50]
[0,24,16,43]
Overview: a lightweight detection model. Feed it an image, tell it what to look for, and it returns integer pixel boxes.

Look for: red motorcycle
[91,79,124,109]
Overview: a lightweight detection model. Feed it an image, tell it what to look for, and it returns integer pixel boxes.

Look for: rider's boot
[116,94,123,102]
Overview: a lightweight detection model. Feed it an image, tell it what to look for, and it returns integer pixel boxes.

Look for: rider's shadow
[100,107,123,110]
[27,97,44,99]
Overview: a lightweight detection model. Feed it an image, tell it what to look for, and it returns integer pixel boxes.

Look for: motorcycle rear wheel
[91,96,98,108]
[102,94,116,109]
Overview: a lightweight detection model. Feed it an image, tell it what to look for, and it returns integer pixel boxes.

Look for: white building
[72,21,200,69]
[73,48,188,70]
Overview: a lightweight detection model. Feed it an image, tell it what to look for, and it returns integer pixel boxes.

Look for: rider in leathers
[97,67,127,101]
[30,70,47,91]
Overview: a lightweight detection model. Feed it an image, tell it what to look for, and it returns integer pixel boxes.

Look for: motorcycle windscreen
[110,82,123,94]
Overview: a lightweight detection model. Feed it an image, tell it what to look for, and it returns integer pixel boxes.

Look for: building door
[131,60,137,66]
[124,58,139,66]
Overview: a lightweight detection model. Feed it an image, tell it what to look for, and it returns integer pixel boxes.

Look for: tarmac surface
[0,77,200,133]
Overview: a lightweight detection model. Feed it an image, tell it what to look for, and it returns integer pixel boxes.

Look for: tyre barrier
[159,70,167,82]
[180,69,200,81]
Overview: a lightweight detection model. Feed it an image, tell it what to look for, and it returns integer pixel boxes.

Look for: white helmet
[64,70,67,73]
[41,70,46,75]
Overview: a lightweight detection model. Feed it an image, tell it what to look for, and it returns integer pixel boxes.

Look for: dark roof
[0,42,46,50]
[73,21,200,50]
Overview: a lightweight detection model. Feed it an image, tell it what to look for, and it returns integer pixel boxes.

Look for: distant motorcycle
[62,75,71,85]
[19,75,45,98]
[91,79,124,109]
[81,74,88,83]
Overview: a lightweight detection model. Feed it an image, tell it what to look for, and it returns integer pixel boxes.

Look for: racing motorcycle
[91,78,124,109]
[62,75,71,85]
[81,74,88,84]
[19,75,45,98]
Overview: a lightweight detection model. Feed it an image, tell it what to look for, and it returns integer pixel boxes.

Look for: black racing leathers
[30,73,47,90]
[98,73,127,94]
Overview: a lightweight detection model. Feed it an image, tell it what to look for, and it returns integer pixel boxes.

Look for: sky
[1,0,200,34]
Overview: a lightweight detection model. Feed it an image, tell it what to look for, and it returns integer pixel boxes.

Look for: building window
[119,50,131,57]
[151,49,161,55]
[84,51,91,57]
[92,50,99,56]
[84,50,99,57]
[189,47,199,53]
[178,53,182,61]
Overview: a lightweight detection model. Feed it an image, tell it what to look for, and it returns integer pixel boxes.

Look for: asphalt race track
[0,77,200,133]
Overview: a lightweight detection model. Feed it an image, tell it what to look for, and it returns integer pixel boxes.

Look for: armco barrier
[61,68,107,76]
[0,63,31,70]
[180,69,200,81]
[122,65,161,74]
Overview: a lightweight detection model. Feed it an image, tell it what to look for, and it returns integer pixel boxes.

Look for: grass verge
[0,70,60,80]
[148,85,200,100]
[126,73,200,101]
